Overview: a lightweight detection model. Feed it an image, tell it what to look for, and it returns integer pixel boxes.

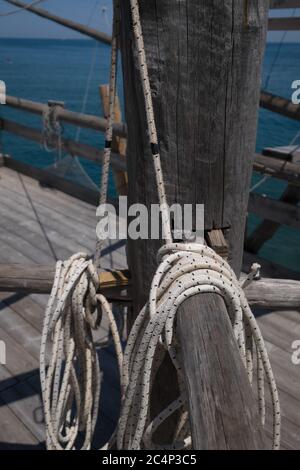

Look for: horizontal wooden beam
[268,17,300,30]
[4,0,112,44]
[0,264,131,302]
[253,153,300,186]
[260,91,300,122]
[8,90,299,140]
[263,145,300,163]
[0,118,126,172]
[244,277,300,309]
[270,0,300,8]
[0,263,299,309]
[5,95,127,138]
[249,192,300,229]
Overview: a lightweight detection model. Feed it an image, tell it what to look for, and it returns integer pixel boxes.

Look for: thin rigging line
[0,0,45,17]
[66,0,103,191]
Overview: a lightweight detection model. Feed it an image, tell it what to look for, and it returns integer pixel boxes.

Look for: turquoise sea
[0,39,299,272]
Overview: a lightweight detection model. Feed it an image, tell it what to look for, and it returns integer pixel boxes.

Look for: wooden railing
[1,91,300,257]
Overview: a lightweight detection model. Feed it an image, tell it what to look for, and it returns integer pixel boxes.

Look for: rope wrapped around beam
[116,0,281,450]
[117,244,280,449]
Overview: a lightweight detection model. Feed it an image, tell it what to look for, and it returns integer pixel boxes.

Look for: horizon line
[0,36,299,44]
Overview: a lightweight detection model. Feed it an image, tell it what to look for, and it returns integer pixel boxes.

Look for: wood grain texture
[119,0,269,448]
[177,294,267,449]
[0,167,300,448]
[120,0,269,313]
[0,264,131,301]
[244,277,300,308]
[0,166,128,449]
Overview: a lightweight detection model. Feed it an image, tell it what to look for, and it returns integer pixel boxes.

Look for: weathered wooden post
[119,0,270,449]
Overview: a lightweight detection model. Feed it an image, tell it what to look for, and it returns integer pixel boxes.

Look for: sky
[0,0,113,39]
[0,0,299,42]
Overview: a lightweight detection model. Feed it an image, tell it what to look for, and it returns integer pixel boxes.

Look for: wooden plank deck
[0,165,126,449]
[0,165,299,449]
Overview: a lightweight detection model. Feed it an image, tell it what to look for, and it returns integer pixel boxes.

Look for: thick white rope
[40,0,281,451]
[40,1,123,450]
[117,245,280,449]
[116,0,281,450]
[40,253,123,450]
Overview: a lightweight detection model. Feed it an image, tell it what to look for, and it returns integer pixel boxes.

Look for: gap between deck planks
[0,167,300,449]
[0,166,126,449]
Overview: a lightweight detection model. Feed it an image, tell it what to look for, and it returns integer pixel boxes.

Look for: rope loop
[40,253,123,450]
[117,243,281,450]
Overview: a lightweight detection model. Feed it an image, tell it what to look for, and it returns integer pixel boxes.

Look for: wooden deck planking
[0,396,42,450]
[0,167,126,269]
[256,309,300,449]
[0,166,299,449]
[0,166,126,449]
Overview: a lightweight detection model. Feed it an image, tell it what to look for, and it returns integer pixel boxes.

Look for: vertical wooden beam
[119,0,269,448]
[177,295,267,449]
[99,85,128,196]
[120,1,269,308]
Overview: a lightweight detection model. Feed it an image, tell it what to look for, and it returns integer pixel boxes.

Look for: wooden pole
[119,0,269,449]
[4,0,112,44]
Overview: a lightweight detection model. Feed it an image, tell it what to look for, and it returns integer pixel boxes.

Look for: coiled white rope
[117,244,281,449]
[40,0,281,451]
[40,254,123,450]
[40,1,123,450]
[116,0,281,450]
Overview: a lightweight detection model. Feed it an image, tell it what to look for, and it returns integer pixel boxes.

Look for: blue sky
[0,1,299,41]
[0,0,113,38]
